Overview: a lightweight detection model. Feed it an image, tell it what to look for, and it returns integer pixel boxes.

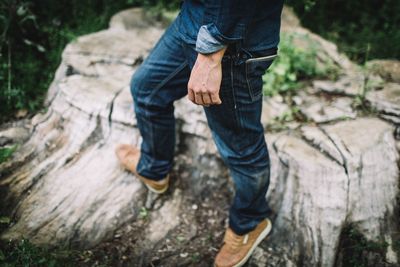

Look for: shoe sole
[115,145,169,195]
[144,182,169,194]
[124,167,169,194]
[214,218,272,267]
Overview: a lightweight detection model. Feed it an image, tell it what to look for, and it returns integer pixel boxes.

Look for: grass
[0,215,109,267]
[350,62,385,116]
[262,32,339,129]
[262,32,339,97]
[139,206,149,219]
[0,239,74,267]
[0,146,17,164]
[0,238,113,267]
[335,224,390,267]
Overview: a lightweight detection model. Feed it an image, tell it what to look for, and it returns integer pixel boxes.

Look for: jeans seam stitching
[231,59,245,146]
[143,60,188,177]
[245,61,255,101]
[245,56,276,101]
[152,60,188,95]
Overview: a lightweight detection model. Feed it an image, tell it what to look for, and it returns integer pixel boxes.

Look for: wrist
[198,46,227,64]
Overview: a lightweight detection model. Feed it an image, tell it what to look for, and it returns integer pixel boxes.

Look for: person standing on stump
[116,0,284,266]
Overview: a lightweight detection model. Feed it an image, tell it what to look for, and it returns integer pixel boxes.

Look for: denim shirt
[175,0,284,55]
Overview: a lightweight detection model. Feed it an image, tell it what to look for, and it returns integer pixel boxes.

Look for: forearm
[197,46,227,64]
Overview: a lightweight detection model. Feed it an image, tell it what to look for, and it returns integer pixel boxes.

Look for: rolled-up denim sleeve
[195,0,256,54]
[195,25,227,54]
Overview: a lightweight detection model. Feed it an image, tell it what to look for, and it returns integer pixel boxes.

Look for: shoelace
[223,229,249,253]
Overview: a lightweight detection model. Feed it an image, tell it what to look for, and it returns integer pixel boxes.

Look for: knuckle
[200,88,208,93]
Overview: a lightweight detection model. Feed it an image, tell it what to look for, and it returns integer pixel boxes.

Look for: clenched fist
[187,47,227,106]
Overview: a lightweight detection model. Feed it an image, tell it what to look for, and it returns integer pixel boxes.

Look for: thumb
[210,92,222,105]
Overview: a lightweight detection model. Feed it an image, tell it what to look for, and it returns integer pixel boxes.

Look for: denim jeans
[130,17,276,235]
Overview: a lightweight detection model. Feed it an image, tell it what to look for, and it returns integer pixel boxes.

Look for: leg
[184,43,275,235]
[205,62,273,235]
[130,19,190,181]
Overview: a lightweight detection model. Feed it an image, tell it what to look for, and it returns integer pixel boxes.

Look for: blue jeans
[130,17,275,235]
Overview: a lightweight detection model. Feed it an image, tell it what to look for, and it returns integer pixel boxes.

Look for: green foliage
[0,217,11,225]
[0,0,43,119]
[190,252,201,263]
[0,239,78,267]
[335,224,389,267]
[350,68,384,116]
[263,33,338,96]
[0,0,183,123]
[287,0,400,62]
[267,106,304,132]
[0,237,115,266]
[0,145,17,164]
[126,0,180,10]
[275,106,301,123]
[0,0,135,123]
[394,237,400,254]
[139,206,148,219]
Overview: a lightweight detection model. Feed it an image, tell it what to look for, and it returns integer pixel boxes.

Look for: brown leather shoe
[115,144,169,194]
[214,218,272,267]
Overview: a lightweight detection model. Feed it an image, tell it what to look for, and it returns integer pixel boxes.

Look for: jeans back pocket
[245,51,277,102]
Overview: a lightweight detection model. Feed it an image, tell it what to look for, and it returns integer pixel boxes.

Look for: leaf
[19,14,37,27]
[36,44,46,53]
[139,207,148,218]
[287,73,297,82]
[0,216,10,224]
[17,5,27,16]
[23,38,33,45]
[23,39,46,52]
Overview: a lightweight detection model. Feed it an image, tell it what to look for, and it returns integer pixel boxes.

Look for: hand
[188,47,227,106]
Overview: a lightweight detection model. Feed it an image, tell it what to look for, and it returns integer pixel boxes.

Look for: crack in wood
[318,126,353,219]
[300,126,345,168]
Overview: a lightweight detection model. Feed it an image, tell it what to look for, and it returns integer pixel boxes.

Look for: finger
[188,88,195,102]
[195,92,204,105]
[202,93,212,106]
[210,92,222,105]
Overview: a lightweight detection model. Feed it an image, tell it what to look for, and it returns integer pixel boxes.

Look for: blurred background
[0,0,399,123]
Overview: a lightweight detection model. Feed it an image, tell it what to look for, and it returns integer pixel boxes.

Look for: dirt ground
[77,170,239,267]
